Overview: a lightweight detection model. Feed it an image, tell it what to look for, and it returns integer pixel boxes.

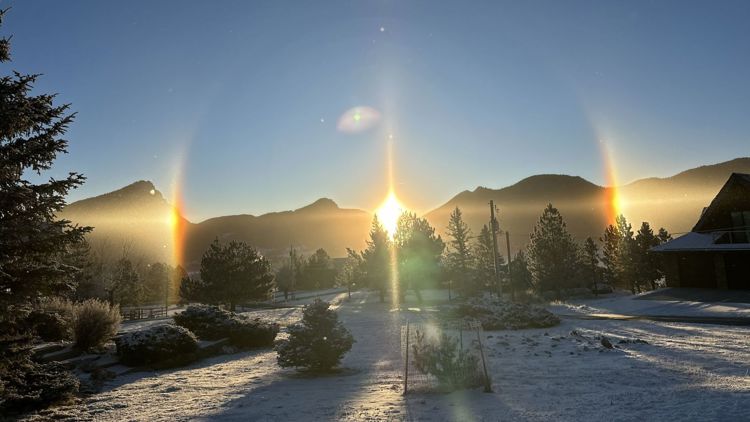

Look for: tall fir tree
[361,216,391,302]
[0,11,87,411]
[445,207,476,296]
[581,237,601,295]
[112,258,143,306]
[526,204,580,298]
[394,212,445,303]
[473,224,505,293]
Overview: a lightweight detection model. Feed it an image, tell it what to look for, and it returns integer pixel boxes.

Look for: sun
[375,191,403,238]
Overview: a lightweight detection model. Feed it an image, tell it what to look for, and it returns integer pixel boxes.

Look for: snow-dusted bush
[173,304,279,348]
[455,297,560,330]
[72,299,121,350]
[275,300,354,372]
[411,330,484,390]
[115,324,199,367]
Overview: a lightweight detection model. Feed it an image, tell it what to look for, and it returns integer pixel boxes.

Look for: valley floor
[22,291,750,421]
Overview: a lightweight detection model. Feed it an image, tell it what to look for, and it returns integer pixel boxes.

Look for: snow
[550,291,750,319]
[22,291,750,421]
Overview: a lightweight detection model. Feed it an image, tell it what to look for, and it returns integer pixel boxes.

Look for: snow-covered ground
[23,291,750,421]
[550,291,750,319]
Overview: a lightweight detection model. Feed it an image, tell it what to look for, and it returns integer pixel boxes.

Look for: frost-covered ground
[23,291,750,421]
[550,290,750,319]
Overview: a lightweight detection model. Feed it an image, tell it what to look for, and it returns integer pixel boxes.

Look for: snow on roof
[652,231,750,252]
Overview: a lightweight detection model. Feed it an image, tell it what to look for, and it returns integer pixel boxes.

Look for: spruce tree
[445,207,475,296]
[635,222,661,290]
[473,224,504,293]
[527,204,579,299]
[361,216,391,302]
[394,212,445,303]
[581,237,601,295]
[0,10,87,412]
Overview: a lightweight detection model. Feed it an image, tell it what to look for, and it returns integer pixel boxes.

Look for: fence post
[476,327,492,393]
[403,321,410,395]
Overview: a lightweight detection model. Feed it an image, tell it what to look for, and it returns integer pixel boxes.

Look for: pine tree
[0,11,87,411]
[199,239,274,311]
[635,222,661,290]
[509,250,532,294]
[394,212,445,303]
[473,224,504,293]
[445,207,476,296]
[302,248,335,290]
[143,262,170,304]
[601,215,639,293]
[581,237,601,295]
[275,299,354,372]
[527,204,579,299]
[361,216,391,302]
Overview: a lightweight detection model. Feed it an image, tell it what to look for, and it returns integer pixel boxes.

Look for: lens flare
[336,106,381,133]
[168,151,190,268]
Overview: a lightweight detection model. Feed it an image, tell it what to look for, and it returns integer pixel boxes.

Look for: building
[652,173,750,289]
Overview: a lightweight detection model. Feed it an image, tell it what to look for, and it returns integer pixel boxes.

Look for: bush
[411,330,484,390]
[173,304,279,348]
[72,299,122,350]
[275,300,354,372]
[115,324,199,367]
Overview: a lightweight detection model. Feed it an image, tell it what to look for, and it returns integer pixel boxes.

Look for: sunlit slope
[58,181,188,264]
[425,157,750,253]
[182,198,371,268]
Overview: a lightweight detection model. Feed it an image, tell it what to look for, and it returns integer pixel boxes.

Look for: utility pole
[489,200,501,298]
[505,231,513,302]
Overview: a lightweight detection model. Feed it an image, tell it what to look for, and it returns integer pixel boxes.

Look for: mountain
[182,198,370,268]
[425,157,750,254]
[61,157,750,269]
[60,183,370,270]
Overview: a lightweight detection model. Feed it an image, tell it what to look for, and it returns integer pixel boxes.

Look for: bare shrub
[72,299,121,350]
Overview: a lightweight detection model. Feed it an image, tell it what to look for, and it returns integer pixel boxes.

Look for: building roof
[652,232,750,252]
[692,172,750,232]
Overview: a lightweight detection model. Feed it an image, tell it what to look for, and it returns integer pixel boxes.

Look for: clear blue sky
[5,0,749,221]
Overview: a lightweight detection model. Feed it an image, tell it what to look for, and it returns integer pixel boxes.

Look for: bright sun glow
[376,191,403,238]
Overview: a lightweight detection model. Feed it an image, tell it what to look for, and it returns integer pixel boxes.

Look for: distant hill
[61,157,750,269]
[60,184,371,270]
[182,198,370,268]
[425,157,750,254]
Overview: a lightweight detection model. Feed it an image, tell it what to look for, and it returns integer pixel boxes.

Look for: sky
[4,0,750,221]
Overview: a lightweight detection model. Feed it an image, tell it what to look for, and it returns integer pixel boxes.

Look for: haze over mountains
[59,157,750,270]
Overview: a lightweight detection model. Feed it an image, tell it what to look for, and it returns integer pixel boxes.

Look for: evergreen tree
[112,258,143,306]
[509,250,532,294]
[199,239,274,311]
[275,299,354,372]
[302,248,335,290]
[581,237,601,295]
[0,11,87,410]
[527,204,579,299]
[601,215,639,293]
[361,216,391,302]
[445,207,476,296]
[394,212,445,303]
[473,224,504,293]
[635,222,661,290]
